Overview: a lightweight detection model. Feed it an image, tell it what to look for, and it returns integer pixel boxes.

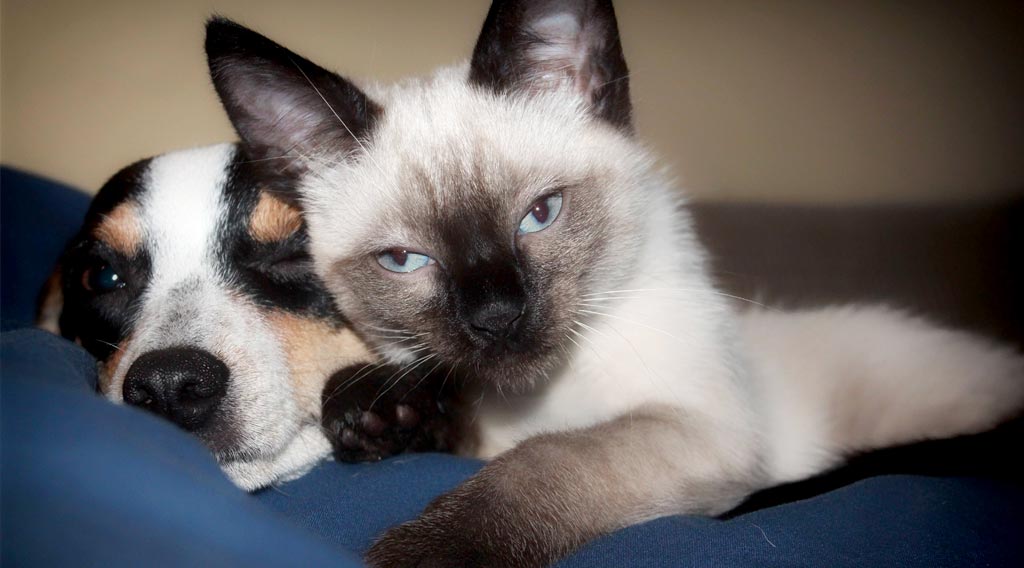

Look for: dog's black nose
[123,347,228,431]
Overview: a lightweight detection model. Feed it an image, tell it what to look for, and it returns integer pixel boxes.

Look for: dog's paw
[322,363,457,462]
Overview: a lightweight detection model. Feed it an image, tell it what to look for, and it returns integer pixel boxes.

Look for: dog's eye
[82,264,126,293]
[266,251,314,277]
[518,192,563,235]
[255,240,314,278]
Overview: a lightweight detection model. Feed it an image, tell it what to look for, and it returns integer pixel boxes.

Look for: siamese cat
[205,2,1024,566]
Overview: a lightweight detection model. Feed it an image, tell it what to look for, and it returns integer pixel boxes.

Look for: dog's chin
[219,424,332,492]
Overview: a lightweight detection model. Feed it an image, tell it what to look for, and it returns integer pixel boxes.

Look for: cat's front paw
[366,491,512,568]
[366,476,552,568]
[366,516,482,568]
[322,363,457,462]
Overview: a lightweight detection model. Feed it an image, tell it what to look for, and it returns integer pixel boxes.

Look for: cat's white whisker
[581,287,772,310]
[364,333,421,341]
[370,353,437,410]
[369,340,427,359]
[576,308,693,344]
[562,332,584,353]
[572,318,613,343]
[437,361,458,397]
[362,323,425,334]
[365,354,429,406]
[322,360,388,405]
[401,357,446,403]
[95,339,124,353]
[469,391,486,426]
[287,57,390,181]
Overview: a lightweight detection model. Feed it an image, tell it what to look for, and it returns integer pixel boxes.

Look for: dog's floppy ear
[36,267,64,335]
[205,17,381,192]
[470,0,632,132]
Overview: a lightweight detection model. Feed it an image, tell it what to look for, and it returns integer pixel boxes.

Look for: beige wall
[3,0,1023,203]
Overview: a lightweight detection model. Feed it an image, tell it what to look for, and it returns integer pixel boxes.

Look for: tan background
[2,0,1023,203]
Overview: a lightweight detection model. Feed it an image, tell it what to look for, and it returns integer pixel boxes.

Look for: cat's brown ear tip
[469,0,632,131]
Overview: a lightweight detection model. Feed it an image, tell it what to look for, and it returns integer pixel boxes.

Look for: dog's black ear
[205,17,381,190]
[36,267,64,335]
[469,0,631,132]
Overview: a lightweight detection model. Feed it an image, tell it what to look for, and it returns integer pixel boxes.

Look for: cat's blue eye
[377,249,434,273]
[518,193,563,235]
[83,264,126,293]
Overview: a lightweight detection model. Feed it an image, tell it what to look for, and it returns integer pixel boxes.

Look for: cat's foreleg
[365,404,765,568]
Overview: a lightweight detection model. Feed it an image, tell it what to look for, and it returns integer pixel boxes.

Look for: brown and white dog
[37,144,378,490]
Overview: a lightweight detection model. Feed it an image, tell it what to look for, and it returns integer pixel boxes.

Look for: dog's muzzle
[123,347,228,431]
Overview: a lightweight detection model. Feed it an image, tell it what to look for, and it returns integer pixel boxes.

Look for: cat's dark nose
[123,347,228,431]
[469,300,525,341]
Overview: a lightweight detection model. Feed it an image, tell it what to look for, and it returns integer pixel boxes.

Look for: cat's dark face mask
[335,173,615,393]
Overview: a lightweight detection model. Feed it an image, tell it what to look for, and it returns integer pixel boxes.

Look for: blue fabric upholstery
[2,166,1022,566]
[1,329,358,567]
[1,167,92,330]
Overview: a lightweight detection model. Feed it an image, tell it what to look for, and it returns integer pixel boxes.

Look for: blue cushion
[1,328,359,567]
[0,167,91,330]
[2,166,1022,566]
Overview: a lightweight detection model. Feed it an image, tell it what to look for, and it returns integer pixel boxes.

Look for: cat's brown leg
[366,405,764,568]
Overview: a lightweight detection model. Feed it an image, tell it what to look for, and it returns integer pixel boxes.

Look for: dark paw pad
[322,363,457,462]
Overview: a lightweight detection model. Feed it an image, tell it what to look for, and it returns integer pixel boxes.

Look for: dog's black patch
[216,154,343,324]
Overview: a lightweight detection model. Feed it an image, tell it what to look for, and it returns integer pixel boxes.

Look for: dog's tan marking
[36,269,64,334]
[98,334,133,396]
[94,202,143,256]
[266,312,373,416]
[250,192,303,243]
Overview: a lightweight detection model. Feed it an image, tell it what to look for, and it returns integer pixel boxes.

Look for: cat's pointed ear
[469,0,632,132]
[205,17,381,188]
